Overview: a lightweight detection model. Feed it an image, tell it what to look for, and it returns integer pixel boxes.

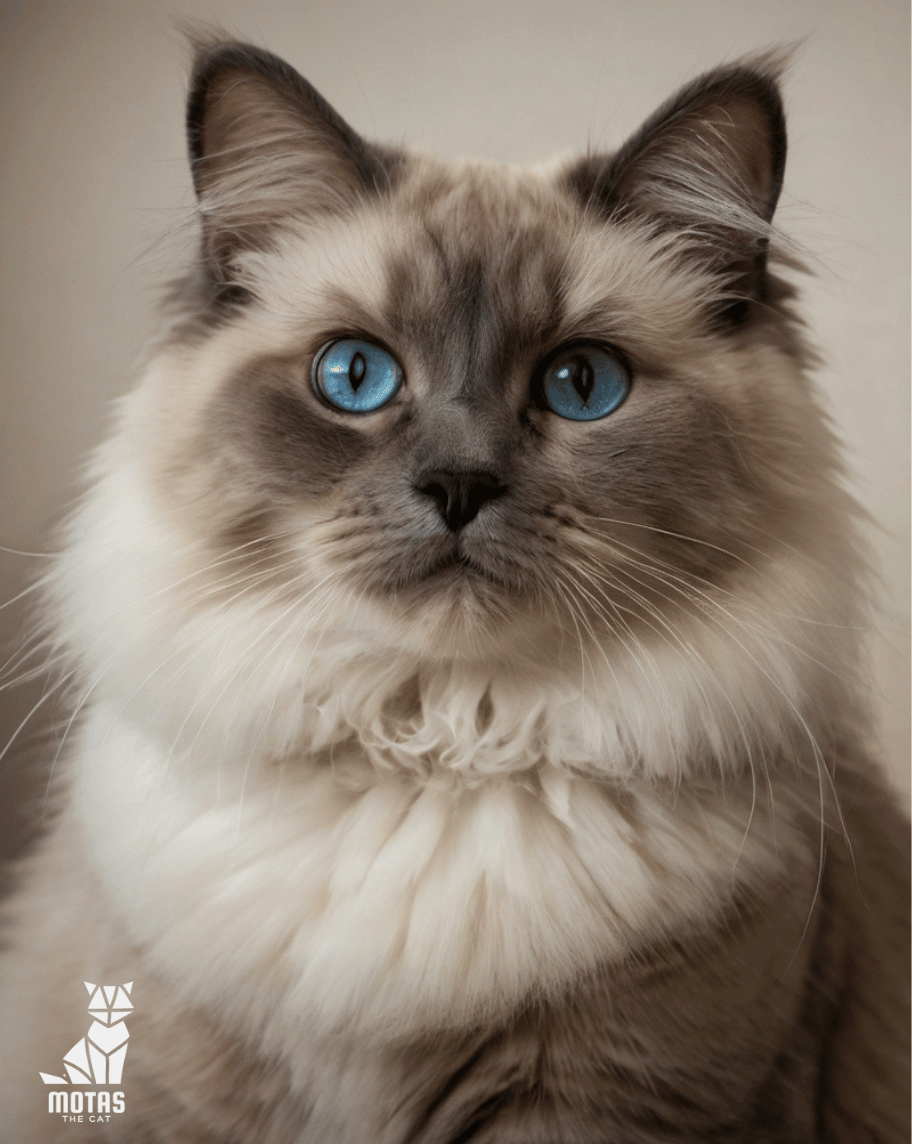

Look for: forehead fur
[225,153,726,370]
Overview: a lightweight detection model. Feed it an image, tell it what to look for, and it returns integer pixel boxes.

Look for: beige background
[0,0,908,859]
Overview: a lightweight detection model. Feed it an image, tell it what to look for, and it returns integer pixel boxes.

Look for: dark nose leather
[415,469,506,531]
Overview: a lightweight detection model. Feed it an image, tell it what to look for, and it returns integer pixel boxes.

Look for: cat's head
[163,43,797,649]
[55,43,863,779]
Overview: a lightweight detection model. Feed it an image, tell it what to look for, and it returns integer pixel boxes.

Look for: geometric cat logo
[39,982,133,1085]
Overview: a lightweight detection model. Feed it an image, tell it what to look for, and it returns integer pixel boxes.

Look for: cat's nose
[415,469,507,531]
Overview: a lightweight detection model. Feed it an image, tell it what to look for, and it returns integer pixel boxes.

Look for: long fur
[1,42,908,1143]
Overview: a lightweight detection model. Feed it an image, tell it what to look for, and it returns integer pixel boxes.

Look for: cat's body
[0,41,908,1143]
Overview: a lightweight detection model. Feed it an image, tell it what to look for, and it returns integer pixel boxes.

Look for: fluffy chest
[73,701,811,1054]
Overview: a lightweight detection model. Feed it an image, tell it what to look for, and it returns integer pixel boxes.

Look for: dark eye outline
[534,342,632,422]
[311,337,405,413]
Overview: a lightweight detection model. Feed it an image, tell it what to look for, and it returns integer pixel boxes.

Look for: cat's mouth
[368,537,525,606]
[434,550,473,570]
[427,549,485,578]
[416,542,513,591]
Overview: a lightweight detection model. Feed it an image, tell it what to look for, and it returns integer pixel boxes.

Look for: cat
[0,36,908,1143]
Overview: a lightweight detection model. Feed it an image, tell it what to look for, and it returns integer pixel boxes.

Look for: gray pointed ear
[186,41,401,294]
[565,57,787,321]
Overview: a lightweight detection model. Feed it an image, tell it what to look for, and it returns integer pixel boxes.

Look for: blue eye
[313,339,403,412]
[540,345,630,421]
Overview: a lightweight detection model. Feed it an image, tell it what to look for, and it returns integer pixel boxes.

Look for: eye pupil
[568,355,594,404]
[349,352,366,391]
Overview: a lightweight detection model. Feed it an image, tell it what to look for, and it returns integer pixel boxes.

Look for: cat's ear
[186,40,400,290]
[565,57,787,319]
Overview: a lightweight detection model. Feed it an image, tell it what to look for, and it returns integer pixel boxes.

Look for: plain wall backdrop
[0,0,908,859]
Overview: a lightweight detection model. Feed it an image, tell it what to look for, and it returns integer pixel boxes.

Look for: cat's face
[139,45,823,668]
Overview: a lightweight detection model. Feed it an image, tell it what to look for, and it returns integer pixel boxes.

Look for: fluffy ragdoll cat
[0,39,908,1143]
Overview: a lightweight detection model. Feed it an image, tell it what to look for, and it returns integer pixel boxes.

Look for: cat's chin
[351,545,599,666]
[348,544,526,658]
[385,591,562,666]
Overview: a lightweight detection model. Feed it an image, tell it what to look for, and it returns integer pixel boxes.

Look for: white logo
[40,982,133,1085]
